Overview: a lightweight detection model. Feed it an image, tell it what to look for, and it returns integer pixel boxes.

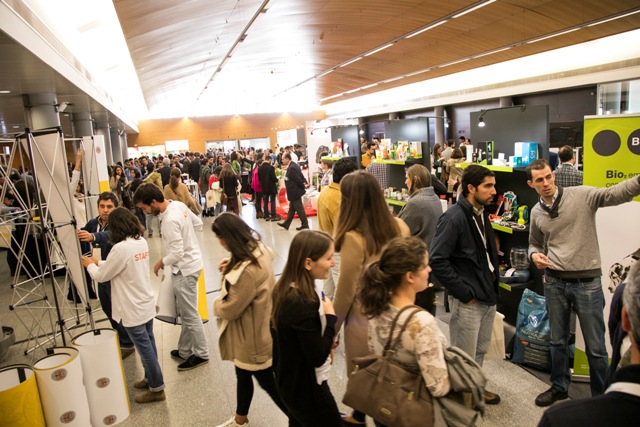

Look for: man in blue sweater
[526,159,640,406]
[78,191,134,359]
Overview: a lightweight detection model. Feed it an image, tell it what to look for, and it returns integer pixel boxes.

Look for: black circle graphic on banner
[592,130,621,156]
[628,129,640,155]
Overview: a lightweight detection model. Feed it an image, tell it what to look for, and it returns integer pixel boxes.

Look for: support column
[72,112,94,138]
[434,106,445,147]
[96,122,113,165]
[110,128,123,165]
[25,93,60,130]
[121,132,129,161]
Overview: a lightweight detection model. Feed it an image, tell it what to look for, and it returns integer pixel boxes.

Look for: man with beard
[430,164,501,405]
[134,183,209,371]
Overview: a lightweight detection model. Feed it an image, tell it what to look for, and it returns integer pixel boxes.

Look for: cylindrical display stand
[73,329,130,426]
[33,348,91,426]
[0,364,46,426]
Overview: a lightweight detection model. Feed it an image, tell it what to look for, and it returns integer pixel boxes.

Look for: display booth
[578,114,640,378]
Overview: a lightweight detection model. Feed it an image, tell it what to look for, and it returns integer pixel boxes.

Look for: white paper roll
[0,364,46,426]
[73,329,130,426]
[33,348,91,426]
[155,269,179,324]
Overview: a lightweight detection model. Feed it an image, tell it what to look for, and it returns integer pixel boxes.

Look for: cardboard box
[514,142,538,166]
[476,141,494,165]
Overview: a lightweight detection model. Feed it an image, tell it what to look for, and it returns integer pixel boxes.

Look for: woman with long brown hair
[163,168,199,214]
[81,207,165,404]
[271,230,342,427]
[220,163,240,214]
[332,170,409,426]
[212,213,287,427]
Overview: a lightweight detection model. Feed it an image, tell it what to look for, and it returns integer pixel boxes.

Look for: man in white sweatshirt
[134,183,210,371]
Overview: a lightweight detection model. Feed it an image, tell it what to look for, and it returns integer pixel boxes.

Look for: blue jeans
[97,282,133,349]
[125,319,165,391]
[544,275,608,395]
[263,193,276,218]
[172,271,209,359]
[448,296,496,367]
[145,214,161,235]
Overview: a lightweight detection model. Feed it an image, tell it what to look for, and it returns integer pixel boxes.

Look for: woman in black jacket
[271,230,342,427]
[258,156,280,221]
[219,163,239,215]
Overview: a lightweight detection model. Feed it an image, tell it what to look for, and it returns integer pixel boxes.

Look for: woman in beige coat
[163,168,200,215]
[212,213,287,427]
[333,171,409,427]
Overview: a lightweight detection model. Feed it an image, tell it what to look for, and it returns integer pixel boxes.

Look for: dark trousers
[98,282,133,349]
[226,196,239,214]
[282,198,308,228]
[284,381,342,427]
[254,192,263,213]
[263,193,277,218]
[235,366,287,416]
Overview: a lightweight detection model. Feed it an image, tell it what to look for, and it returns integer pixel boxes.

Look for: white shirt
[87,237,155,327]
[160,200,203,276]
[290,152,299,163]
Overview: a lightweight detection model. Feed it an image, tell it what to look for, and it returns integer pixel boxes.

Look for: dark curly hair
[108,207,144,245]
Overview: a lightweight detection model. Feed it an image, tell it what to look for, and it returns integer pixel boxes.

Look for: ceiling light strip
[196,0,271,99]
[452,0,496,19]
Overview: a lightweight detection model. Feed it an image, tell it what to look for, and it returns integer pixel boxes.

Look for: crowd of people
[78,143,640,426]
[5,140,638,426]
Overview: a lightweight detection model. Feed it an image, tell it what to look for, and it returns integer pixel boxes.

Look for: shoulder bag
[343,305,433,427]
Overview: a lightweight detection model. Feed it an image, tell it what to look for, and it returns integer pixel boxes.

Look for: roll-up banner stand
[33,347,91,426]
[20,130,90,304]
[73,329,130,426]
[579,114,640,379]
[0,364,46,426]
[156,269,209,324]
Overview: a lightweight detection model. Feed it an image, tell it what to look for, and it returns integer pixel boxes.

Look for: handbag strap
[383,305,424,356]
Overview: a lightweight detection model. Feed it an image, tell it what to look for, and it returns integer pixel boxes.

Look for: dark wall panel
[330,125,360,164]
[470,105,549,160]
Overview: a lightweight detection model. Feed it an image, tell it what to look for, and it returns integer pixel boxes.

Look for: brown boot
[256,211,264,219]
[135,390,166,404]
[133,379,148,389]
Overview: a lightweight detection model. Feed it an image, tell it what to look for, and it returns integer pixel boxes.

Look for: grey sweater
[398,187,443,247]
[529,176,640,278]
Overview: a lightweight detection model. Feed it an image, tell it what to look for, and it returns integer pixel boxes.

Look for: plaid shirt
[554,163,583,188]
[366,162,389,190]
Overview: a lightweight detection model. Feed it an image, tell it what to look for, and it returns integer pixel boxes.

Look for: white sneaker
[216,417,249,427]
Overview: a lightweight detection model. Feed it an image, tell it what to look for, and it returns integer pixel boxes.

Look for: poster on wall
[576,114,640,378]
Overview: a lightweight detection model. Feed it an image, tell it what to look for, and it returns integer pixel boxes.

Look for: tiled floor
[1,203,558,426]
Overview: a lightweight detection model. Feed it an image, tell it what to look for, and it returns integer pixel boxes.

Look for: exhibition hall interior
[1,1,640,426]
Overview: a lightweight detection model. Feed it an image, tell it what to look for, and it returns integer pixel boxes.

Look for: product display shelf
[385,199,406,207]
[455,162,514,173]
[373,158,422,165]
[491,222,529,234]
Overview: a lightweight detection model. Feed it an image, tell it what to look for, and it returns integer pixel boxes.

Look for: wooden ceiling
[114,0,640,112]
[1,0,639,137]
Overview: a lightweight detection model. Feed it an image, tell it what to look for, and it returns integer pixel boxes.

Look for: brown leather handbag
[343,305,433,427]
